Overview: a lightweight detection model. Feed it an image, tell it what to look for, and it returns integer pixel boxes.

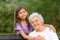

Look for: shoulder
[45,27,51,31]
[45,27,57,37]
[44,27,54,33]
[15,23,20,26]
[46,27,56,34]
[45,24,56,32]
[29,30,36,36]
[15,23,21,28]
[15,23,23,30]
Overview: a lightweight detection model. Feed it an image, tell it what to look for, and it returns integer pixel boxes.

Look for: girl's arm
[15,23,34,40]
[49,25,56,32]
[19,30,34,40]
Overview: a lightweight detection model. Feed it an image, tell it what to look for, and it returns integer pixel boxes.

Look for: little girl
[15,6,33,40]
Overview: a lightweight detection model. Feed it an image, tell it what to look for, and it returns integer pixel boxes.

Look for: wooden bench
[0,34,60,40]
[0,33,23,40]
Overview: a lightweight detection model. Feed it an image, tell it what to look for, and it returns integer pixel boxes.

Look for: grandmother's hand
[36,35,45,40]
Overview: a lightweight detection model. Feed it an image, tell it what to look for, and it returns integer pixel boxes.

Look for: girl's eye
[23,10,26,13]
[23,11,25,13]
[19,12,22,14]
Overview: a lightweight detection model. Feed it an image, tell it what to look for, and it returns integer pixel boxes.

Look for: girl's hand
[28,36,34,40]
[36,35,45,40]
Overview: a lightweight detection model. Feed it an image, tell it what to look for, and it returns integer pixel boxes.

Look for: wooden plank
[0,34,59,40]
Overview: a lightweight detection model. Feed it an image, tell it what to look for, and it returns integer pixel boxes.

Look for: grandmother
[28,12,59,40]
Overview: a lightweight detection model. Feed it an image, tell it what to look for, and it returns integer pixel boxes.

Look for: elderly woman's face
[31,16,42,30]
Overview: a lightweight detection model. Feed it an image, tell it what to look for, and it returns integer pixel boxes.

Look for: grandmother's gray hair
[28,12,44,24]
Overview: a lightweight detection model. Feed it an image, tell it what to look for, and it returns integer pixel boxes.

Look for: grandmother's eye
[31,21,34,24]
[35,20,38,22]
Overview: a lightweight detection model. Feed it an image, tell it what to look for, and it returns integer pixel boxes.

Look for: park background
[0,0,60,34]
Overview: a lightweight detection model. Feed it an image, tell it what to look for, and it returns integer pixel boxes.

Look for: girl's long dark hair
[15,6,30,30]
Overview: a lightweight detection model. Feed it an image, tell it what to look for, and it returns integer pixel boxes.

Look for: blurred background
[0,0,60,34]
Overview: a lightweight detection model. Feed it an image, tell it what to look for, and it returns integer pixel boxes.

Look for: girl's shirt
[15,23,32,35]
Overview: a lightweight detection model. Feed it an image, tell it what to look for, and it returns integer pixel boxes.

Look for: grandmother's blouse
[29,27,59,40]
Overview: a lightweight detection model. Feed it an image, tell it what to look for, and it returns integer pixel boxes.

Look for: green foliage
[0,0,60,34]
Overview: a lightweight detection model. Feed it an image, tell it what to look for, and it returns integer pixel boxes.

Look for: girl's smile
[18,8,28,19]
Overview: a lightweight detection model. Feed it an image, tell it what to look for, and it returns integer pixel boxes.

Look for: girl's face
[31,16,42,30]
[18,8,28,20]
